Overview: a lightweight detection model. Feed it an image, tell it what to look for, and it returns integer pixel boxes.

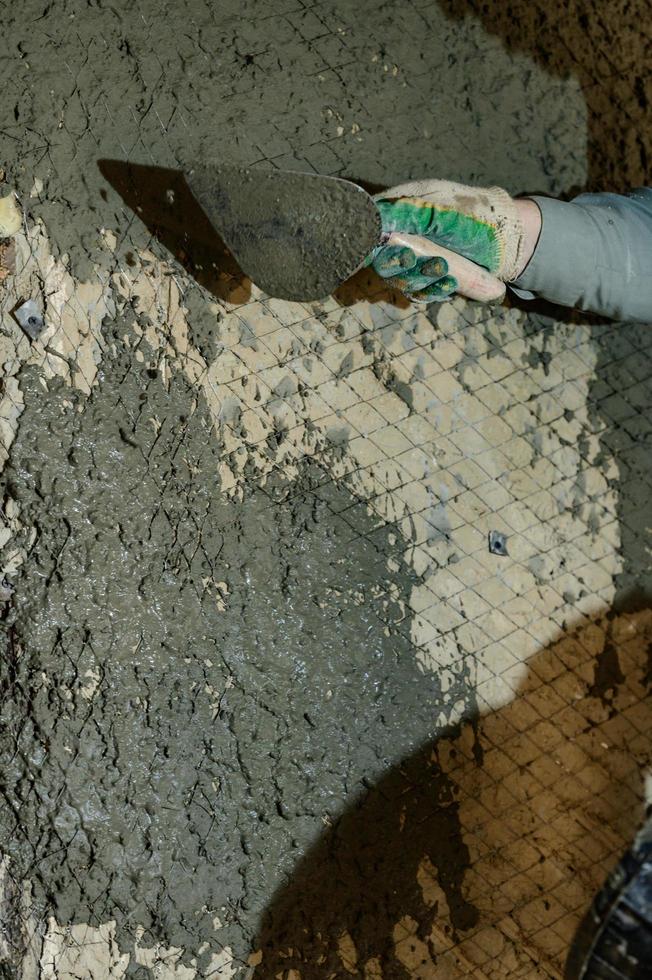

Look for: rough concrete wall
[1,1,651,979]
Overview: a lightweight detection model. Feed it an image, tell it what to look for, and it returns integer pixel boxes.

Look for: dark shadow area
[253,605,652,978]
[333,265,412,310]
[98,159,252,304]
[438,0,651,194]
[505,293,612,328]
[252,727,478,976]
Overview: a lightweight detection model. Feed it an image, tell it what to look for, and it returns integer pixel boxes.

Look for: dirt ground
[0,1,651,978]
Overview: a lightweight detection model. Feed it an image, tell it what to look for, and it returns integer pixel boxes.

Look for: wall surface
[0,1,651,978]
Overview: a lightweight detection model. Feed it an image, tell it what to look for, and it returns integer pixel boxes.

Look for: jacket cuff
[509,190,652,322]
[510,196,599,307]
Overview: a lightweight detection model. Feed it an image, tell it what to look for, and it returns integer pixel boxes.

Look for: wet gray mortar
[0,322,476,973]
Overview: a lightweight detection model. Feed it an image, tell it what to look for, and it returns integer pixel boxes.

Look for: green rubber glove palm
[368,179,527,304]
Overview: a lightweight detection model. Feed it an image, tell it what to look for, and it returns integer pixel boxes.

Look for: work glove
[367,179,527,304]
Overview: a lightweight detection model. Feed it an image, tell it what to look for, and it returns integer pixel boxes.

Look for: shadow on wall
[438,0,651,194]
[98,159,253,304]
[253,604,652,978]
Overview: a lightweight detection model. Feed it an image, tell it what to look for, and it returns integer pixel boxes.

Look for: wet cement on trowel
[0,321,476,974]
[185,165,381,300]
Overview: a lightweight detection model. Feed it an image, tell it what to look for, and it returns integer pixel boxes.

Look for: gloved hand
[367,179,529,304]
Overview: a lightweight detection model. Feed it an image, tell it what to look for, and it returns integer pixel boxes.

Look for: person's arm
[369,181,652,323]
[510,189,652,322]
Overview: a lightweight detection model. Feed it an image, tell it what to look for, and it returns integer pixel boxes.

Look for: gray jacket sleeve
[510,188,652,322]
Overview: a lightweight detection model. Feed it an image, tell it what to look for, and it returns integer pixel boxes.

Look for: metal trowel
[183,164,382,301]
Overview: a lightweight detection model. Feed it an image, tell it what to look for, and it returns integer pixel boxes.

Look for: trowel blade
[184,164,381,301]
